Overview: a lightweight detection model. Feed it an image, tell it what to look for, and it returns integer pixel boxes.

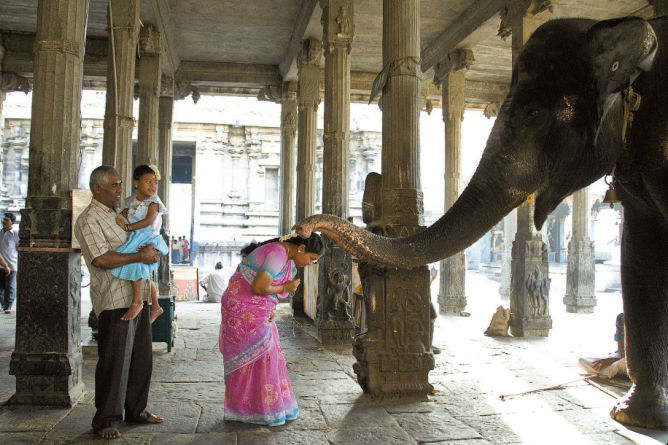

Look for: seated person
[199,262,227,303]
[578,313,627,378]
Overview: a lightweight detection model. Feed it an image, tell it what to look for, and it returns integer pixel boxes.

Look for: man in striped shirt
[74,165,163,440]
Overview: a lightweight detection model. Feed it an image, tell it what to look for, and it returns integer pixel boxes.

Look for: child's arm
[125,202,160,232]
[115,209,129,230]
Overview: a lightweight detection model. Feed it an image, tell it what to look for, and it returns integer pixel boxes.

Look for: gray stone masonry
[0,268,665,443]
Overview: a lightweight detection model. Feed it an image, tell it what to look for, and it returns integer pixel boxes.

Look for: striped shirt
[74,198,149,316]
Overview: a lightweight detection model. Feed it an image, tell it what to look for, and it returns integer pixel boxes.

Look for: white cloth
[124,193,167,235]
[200,270,228,303]
[0,228,19,271]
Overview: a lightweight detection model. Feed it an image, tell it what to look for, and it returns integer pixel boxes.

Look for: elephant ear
[585,17,658,118]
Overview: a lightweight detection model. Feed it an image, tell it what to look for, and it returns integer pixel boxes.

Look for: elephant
[294,16,667,429]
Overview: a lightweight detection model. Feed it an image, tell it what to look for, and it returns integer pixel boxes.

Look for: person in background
[0,212,19,314]
[199,262,227,303]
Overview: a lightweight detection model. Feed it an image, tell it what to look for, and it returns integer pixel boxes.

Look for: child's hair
[133,164,156,182]
[240,233,325,257]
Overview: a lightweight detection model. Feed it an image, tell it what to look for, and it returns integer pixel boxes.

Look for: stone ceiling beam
[420,0,506,74]
[279,0,321,81]
[176,61,281,88]
[0,32,108,78]
[141,0,180,76]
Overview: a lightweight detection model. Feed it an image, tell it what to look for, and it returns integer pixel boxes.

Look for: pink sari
[219,242,298,426]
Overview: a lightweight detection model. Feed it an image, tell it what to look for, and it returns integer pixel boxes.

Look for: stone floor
[0,264,666,444]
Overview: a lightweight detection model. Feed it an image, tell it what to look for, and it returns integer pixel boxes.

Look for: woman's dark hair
[133,164,155,182]
[240,233,325,257]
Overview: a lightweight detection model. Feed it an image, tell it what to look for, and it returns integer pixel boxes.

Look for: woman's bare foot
[150,307,164,324]
[121,304,143,321]
[97,426,121,439]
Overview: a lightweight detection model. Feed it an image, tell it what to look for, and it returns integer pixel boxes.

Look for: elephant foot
[610,384,668,429]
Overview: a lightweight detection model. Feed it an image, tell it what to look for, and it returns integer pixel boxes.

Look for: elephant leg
[610,211,668,429]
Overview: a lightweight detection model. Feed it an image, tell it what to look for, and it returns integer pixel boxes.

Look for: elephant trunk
[296,145,536,268]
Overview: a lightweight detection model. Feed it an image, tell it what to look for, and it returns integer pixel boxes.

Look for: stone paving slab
[238,429,330,445]
[42,432,155,444]
[325,426,417,445]
[150,432,236,444]
[0,432,45,443]
[150,382,226,403]
[0,406,70,432]
[319,404,398,429]
[392,410,483,442]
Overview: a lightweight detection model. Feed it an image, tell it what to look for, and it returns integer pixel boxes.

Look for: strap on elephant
[621,85,641,143]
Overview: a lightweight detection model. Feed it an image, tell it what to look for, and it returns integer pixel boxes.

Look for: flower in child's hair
[148,164,161,180]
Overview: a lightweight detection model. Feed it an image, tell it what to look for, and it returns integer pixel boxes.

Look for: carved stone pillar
[502,1,553,337]
[295,39,321,223]
[499,209,516,299]
[353,0,434,399]
[136,26,162,167]
[434,50,472,314]
[157,95,173,295]
[279,82,297,236]
[564,188,596,312]
[316,0,355,344]
[102,0,139,196]
[293,39,322,316]
[10,0,88,406]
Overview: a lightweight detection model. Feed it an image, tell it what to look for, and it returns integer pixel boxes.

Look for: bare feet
[121,304,143,321]
[127,411,164,424]
[145,413,164,423]
[150,307,164,324]
[97,426,121,439]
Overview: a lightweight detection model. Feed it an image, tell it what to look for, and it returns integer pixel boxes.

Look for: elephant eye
[611,60,619,72]
[527,108,541,119]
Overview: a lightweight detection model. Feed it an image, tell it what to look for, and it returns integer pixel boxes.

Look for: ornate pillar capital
[321,0,354,55]
[257,85,282,103]
[0,72,32,94]
[139,25,162,56]
[498,0,556,40]
[433,49,474,87]
[298,38,323,69]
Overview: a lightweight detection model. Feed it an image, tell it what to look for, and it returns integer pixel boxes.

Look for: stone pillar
[499,209,516,299]
[279,82,297,236]
[102,0,139,196]
[293,39,322,316]
[316,0,355,344]
[505,1,553,337]
[353,0,434,399]
[136,26,162,167]
[564,188,596,312]
[157,95,173,295]
[434,50,472,314]
[295,39,321,223]
[10,0,89,406]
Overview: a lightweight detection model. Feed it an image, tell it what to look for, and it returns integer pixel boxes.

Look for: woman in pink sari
[219,233,324,426]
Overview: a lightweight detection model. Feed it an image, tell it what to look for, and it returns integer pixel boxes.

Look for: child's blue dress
[110,194,169,282]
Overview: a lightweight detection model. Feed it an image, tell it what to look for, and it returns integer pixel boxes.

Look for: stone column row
[353,0,433,400]
[11,0,89,406]
[316,0,355,344]
[434,49,473,315]
[102,0,140,196]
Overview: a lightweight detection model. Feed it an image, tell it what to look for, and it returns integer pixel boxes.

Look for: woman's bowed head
[241,233,325,268]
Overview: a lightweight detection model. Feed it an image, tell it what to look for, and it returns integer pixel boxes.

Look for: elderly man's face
[94,172,122,209]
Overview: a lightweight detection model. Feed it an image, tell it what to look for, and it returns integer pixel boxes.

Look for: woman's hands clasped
[283,279,301,293]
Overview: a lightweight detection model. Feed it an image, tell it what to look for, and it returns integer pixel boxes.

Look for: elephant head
[294,17,658,269]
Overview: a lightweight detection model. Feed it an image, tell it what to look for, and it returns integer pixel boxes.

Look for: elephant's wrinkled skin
[294,17,667,429]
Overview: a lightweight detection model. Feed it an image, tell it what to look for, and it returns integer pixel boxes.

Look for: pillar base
[291,269,307,318]
[353,265,434,399]
[10,249,84,406]
[510,315,552,337]
[9,352,85,407]
[438,296,466,314]
[316,317,354,344]
[563,295,597,313]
